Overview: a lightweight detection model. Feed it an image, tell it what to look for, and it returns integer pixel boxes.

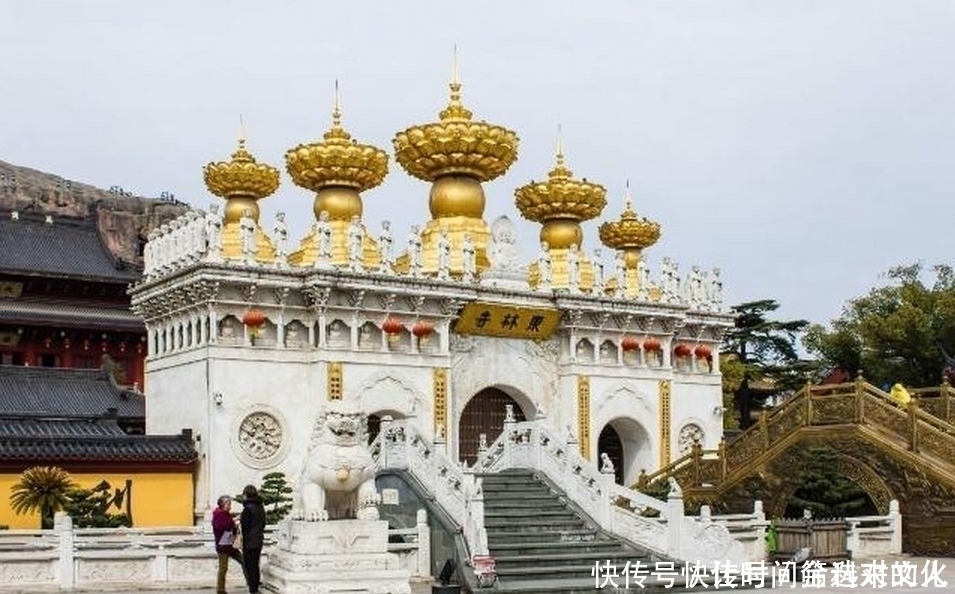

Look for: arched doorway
[367,410,406,445]
[597,425,624,485]
[458,388,526,466]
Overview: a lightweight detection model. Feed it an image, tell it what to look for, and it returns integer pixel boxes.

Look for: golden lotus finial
[393,51,518,182]
[515,140,606,227]
[598,183,662,252]
[285,82,388,195]
[203,132,280,200]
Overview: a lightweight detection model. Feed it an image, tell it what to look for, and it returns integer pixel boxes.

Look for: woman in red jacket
[212,495,244,594]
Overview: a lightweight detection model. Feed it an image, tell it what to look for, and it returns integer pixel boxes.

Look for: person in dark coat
[240,484,267,594]
[212,495,243,594]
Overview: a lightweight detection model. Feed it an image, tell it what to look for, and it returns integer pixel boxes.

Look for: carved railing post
[416,509,431,578]
[805,382,813,426]
[942,378,952,423]
[854,371,865,424]
[666,481,684,559]
[908,399,920,452]
[54,512,74,588]
[888,500,902,554]
[759,411,769,451]
[691,442,703,486]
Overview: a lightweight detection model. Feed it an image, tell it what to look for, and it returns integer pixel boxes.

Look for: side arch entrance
[597,417,653,486]
[458,388,527,466]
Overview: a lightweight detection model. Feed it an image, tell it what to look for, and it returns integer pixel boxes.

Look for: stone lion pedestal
[264,519,411,594]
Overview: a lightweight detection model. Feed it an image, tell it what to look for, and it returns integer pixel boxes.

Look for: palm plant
[10,466,77,528]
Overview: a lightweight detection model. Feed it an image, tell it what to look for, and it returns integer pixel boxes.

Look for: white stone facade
[131,212,733,519]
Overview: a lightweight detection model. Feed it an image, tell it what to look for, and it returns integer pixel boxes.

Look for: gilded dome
[286,96,388,193]
[393,72,518,182]
[514,147,607,223]
[203,138,280,200]
[598,185,661,251]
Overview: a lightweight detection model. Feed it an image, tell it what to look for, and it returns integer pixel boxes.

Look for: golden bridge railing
[636,379,955,494]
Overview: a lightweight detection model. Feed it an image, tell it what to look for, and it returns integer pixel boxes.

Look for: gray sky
[3,1,953,328]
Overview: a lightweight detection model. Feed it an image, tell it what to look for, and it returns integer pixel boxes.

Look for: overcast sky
[3,1,953,328]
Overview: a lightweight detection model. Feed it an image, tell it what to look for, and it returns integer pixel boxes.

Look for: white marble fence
[0,510,432,591]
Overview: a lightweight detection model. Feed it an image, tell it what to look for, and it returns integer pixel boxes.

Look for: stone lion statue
[292,401,380,521]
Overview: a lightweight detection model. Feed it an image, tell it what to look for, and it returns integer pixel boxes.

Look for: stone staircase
[482,470,698,593]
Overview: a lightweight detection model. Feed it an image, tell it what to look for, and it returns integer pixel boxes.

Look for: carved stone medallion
[678,423,704,455]
[234,408,289,469]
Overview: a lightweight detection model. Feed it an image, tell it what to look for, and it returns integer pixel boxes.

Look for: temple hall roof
[0,365,143,419]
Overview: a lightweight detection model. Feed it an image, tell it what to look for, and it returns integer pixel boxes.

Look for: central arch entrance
[458,388,526,466]
[598,425,624,485]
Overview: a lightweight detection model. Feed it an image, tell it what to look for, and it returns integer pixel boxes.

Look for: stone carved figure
[661,257,679,302]
[487,215,519,270]
[144,229,159,276]
[407,224,422,278]
[637,259,651,300]
[707,267,723,310]
[292,402,380,521]
[567,246,580,292]
[314,211,332,266]
[272,211,289,263]
[347,215,364,272]
[686,265,704,307]
[537,241,552,290]
[461,232,476,282]
[205,204,223,260]
[378,220,393,273]
[436,227,451,280]
[600,452,615,475]
[239,209,256,262]
[614,251,626,296]
[592,248,604,293]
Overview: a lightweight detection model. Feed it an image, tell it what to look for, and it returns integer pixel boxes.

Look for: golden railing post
[942,377,952,423]
[718,439,727,481]
[854,370,865,424]
[759,411,769,451]
[805,381,813,426]
[908,399,920,453]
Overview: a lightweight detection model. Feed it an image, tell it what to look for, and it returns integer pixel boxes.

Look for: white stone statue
[487,215,519,271]
[239,208,257,263]
[600,452,615,475]
[668,260,682,303]
[204,204,223,261]
[688,265,705,307]
[377,220,393,273]
[707,267,723,310]
[637,258,651,300]
[592,248,604,293]
[144,229,159,276]
[537,241,552,290]
[436,227,451,280]
[407,224,422,278]
[461,232,476,282]
[291,402,380,521]
[567,246,580,293]
[272,211,289,264]
[314,210,332,267]
[188,211,204,260]
[614,251,626,296]
[661,257,680,302]
[347,215,364,272]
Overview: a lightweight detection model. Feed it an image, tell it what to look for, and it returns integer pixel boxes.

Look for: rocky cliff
[0,159,190,267]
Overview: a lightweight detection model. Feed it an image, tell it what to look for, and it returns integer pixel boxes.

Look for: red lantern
[382,317,404,336]
[412,321,434,339]
[694,344,712,360]
[621,335,640,352]
[674,343,692,358]
[242,309,267,340]
[643,337,662,352]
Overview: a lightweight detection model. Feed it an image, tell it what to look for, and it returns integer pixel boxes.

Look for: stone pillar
[54,512,74,588]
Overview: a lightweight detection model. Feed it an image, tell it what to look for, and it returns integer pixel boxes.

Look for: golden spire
[203,135,280,205]
[598,181,661,253]
[393,52,518,183]
[285,81,389,220]
[391,50,520,277]
[285,83,387,269]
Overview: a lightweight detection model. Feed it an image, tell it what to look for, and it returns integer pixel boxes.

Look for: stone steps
[480,470,672,593]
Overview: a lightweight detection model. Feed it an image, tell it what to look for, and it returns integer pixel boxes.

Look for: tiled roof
[0,365,143,419]
[0,299,144,331]
[0,214,140,282]
[0,418,196,463]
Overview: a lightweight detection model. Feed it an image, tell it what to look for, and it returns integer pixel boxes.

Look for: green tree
[235,472,293,525]
[805,263,955,388]
[783,446,878,518]
[64,480,131,528]
[9,466,77,529]
[722,299,813,428]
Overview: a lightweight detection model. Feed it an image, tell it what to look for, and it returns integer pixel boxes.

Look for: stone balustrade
[0,511,431,592]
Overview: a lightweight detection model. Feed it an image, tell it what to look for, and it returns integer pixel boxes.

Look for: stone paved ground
[14,558,951,594]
